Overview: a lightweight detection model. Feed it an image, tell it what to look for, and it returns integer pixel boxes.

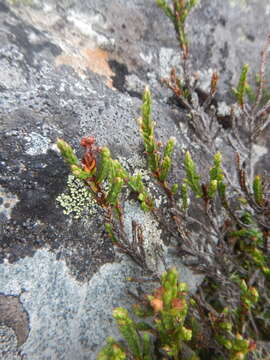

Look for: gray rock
[0,326,21,360]
[0,250,136,359]
[0,0,269,359]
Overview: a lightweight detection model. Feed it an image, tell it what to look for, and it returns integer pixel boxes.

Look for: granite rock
[0,0,269,359]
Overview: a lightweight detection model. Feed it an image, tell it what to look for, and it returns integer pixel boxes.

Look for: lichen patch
[82,48,114,87]
[0,186,19,221]
[24,132,51,156]
[55,48,115,88]
[56,175,100,220]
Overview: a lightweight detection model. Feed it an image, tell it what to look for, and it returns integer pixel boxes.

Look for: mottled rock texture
[0,0,269,359]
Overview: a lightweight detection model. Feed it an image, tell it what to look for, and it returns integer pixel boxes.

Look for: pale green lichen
[56,175,99,219]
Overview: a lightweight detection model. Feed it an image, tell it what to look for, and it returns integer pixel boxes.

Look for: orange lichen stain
[82,48,114,79]
[55,48,115,88]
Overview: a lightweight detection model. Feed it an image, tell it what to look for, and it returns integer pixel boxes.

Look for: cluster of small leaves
[156,0,198,59]
[57,136,155,270]
[139,87,177,199]
[233,64,250,109]
[201,280,258,360]
[57,138,154,213]
[57,138,125,210]
[98,268,195,360]
[98,338,126,360]
[140,87,228,211]
[57,82,270,358]
[98,268,259,360]
[97,26,270,360]
[136,86,270,358]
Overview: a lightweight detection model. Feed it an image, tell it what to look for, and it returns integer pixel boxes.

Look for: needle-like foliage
[55,1,270,358]
[157,0,198,59]
[233,64,250,109]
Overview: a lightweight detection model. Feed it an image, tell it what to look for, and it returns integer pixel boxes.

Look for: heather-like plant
[98,268,195,360]
[57,83,270,357]
[98,268,259,360]
[56,0,270,358]
[57,82,270,357]
[57,136,155,271]
[57,137,154,215]
[156,0,198,59]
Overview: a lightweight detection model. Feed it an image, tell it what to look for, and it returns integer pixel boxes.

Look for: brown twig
[252,34,270,115]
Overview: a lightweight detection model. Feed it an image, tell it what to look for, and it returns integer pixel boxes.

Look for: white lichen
[24,132,51,156]
[217,101,231,117]
[56,175,99,219]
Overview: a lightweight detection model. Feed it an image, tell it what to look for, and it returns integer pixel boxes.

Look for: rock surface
[0,0,269,359]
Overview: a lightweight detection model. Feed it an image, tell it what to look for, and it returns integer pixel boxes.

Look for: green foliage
[99,268,259,360]
[98,268,197,360]
[113,307,145,358]
[216,332,255,360]
[156,0,198,58]
[57,139,80,166]
[57,79,270,360]
[56,136,154,263]
[128,174,154,211]
[57,80,270,360]
[209,152,224,182]
[56,1,270,358]
[159,137,176,182]
[57,133,154,216]
[253,175,264,206]
[183,151,203,198]
[139,86,159,173]
[207,179,218,199]
[233,64,250,108]
[97,338,126,360]
[107,177,124,206]
[239,279,259,310]
[71,164,96,179]
[229,228,263,245]
[156,0,174,20]
[96,147,112,183]
[139,87,177,197]
[180,183,189,210]
[154,268,192,358]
